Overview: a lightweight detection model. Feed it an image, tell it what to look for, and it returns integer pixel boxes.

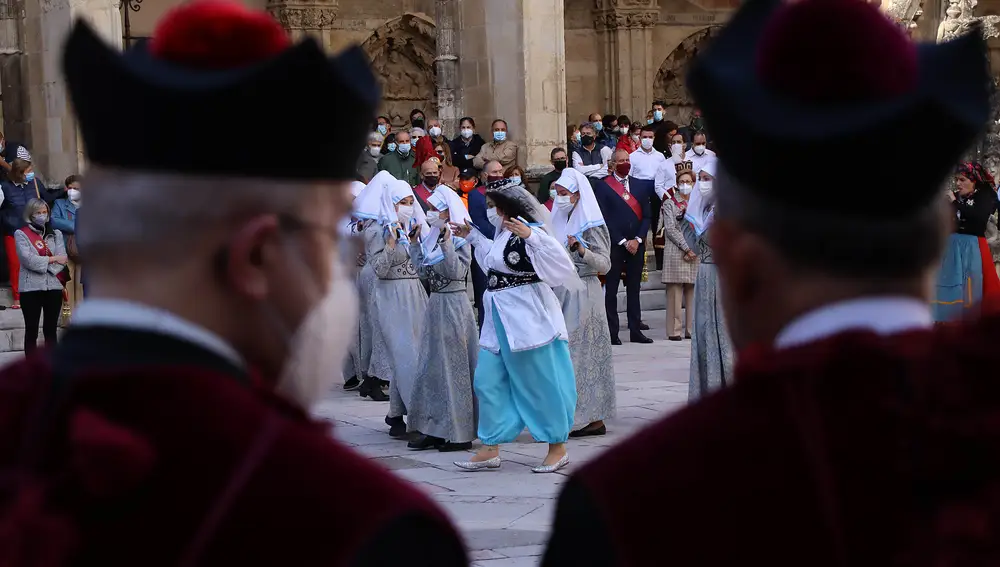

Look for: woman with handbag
[51,175,82,312]
[14,198,67,353]
[0,149,49,309]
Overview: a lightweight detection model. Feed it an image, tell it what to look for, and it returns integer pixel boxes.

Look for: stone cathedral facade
[0,0,996,180]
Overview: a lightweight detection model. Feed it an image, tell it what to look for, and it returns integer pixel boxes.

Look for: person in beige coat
[473,119,519,169]
[659,166,699,340]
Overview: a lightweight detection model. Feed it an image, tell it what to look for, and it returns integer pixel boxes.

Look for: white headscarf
[685,157,718,237]
[354,171,396,225]
[386,179,430,241]
[350,180,365,198]
[421,185,473,266]
[549,168,606,248]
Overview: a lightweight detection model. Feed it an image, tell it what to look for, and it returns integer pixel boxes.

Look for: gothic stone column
[267,0,337,44]
[23,0,121,180]
[459,0,566,174]
[593,0,659,120]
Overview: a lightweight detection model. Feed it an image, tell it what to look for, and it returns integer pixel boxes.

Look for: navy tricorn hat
[62,0,380,181]
[687,0,992,218]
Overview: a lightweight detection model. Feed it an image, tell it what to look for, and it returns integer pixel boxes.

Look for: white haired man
[0,2,466,566]
[357,129,385,182]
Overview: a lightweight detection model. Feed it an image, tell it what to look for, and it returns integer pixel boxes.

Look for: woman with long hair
[933,161,1000,321]
[451,179,580,473]
[684,158,734,400]
[549,167,616,438]
[434,142,460,189]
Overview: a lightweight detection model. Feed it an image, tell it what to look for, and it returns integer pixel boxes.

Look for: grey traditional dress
[660,196,699,285]
[554,225,616,427]
[684,222,735,400]
[344,220,375,381]
[406,236,479,442]
[364,223,427,417]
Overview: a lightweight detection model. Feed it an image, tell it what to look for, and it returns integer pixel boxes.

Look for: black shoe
[385,416,407,439]
[668,335,682,342]
[630,332,653,344]
[611,336,622,346]
[685,333,692,340]
[438,441,473,452]
[408,434,445,450]
[569,423,607,438]
[360,379,389,401]
[639,322,650,331]
[378,378,390,389]
[343,376,361,391]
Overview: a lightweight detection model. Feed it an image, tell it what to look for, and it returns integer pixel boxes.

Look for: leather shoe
[611,336,622,346]
[408,434,445,451]
[385,416,407,439]
[668,335,682,342]
[360,378,389,401]
[639,322,650,331]
[630,332,653,344]
[569,424,607,438]
[438,441,473,452]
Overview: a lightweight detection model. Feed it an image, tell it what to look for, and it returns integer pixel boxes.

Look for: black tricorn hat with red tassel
[62,0,379,181]
[687,0,992,218]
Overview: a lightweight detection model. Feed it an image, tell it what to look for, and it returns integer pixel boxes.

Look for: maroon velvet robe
[0,327,467,567]
[543,315,1000,566]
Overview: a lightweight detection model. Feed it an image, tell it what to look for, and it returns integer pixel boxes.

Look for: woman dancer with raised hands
[549,167,616,438]
[354,176,429,436]
[406,185,480,452]
[451,178,580,473]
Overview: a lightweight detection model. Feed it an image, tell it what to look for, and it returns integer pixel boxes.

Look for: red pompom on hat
[755,0,918,103]
[149,0,291,69]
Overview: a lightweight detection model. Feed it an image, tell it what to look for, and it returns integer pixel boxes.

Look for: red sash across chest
[605,175,642,220]
[21,228,52,256]
[412,184,433,208]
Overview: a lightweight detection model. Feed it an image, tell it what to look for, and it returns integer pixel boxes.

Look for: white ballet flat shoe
[454,456,501,471]
[531,455,569,474]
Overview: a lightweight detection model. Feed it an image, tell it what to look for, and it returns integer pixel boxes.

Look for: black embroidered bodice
[502,235,535,274]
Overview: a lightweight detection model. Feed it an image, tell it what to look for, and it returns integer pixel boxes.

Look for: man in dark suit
[593,148,654,344]
[467,161,502,330]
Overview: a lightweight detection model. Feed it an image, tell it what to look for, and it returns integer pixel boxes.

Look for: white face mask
[693,144,706,156]
[641,138,654,151]
[274,247,359,409]
[699,180,713,196]
[369,146,381,157]
[426,210,447,228]
[486,207,502,228]
[670,143,684,157]
[461,128,473,139]
[631,134,640,142]
[678,183,693,195]
[554,194,574,211]
[429,126,442,137]
[67,189,81,201]
[396,204,414,225]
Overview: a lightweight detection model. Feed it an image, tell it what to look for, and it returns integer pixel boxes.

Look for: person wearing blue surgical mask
[652,100,666,123]
[1,157,51,310]
[472,118,519,170]
[376,115,391,138]
[376,130,419,186]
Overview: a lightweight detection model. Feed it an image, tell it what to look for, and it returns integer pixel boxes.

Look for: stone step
[0,305,68,353]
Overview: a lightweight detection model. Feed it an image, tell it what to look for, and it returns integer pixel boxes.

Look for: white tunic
[467,227,577,354]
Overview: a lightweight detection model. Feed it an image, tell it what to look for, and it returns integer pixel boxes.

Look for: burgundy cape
[543,315,1000,566]
[0,327,467,567]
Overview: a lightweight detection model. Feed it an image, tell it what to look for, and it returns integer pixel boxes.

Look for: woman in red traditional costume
[932,161,1000,321]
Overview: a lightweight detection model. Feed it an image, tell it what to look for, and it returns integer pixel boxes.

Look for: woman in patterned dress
[406,186,479,452]
[683,159,734,400]
[354,176,429,437]
[660,166,699,341]
[450,180,580,473]
[549,167,616,437]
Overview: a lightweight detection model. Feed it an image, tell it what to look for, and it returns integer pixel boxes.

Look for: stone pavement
[312,310,692,567]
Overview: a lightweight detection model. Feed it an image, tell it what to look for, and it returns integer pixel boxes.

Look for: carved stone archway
[652,26,722,126]
[362,13,437,129]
